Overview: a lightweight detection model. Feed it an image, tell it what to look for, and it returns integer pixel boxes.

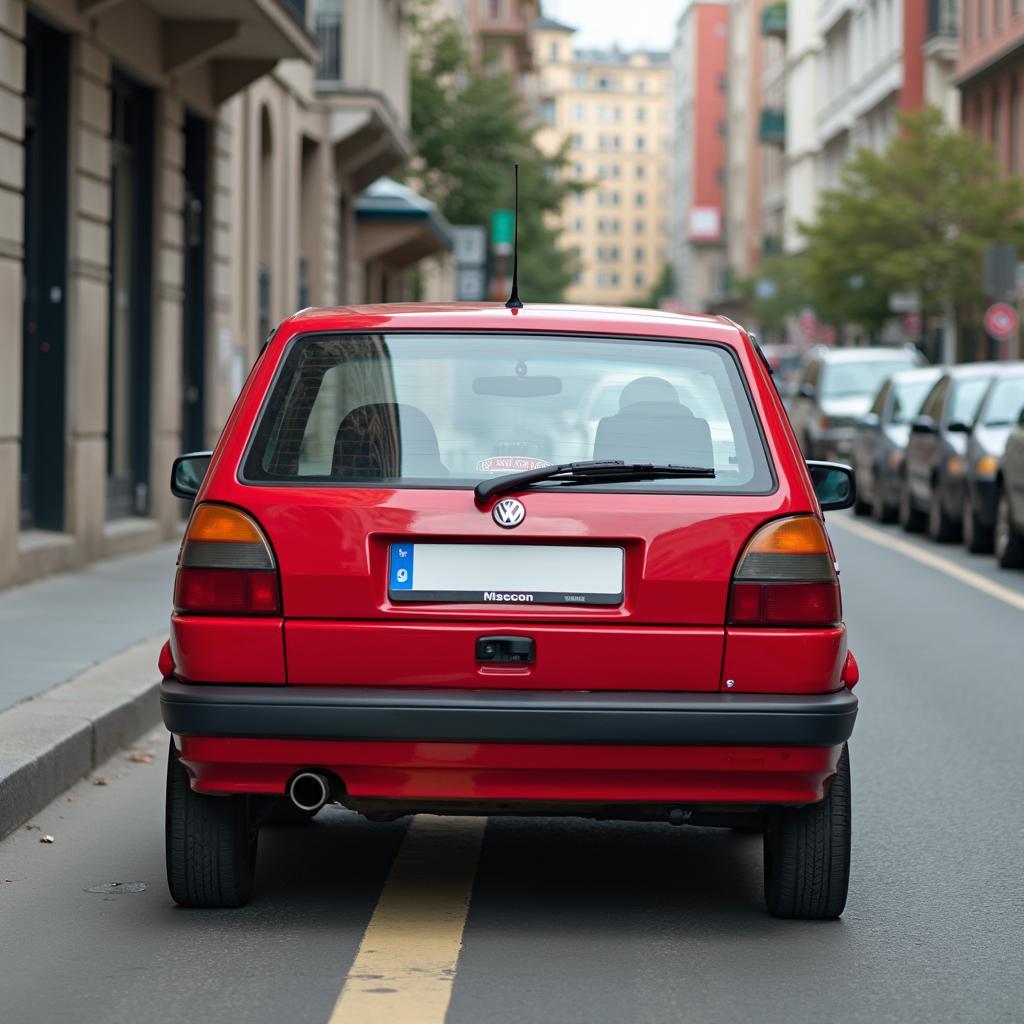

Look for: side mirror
[1019,406,1024,428]
[806,460,856,512]
[947,420,970,434]
[910,414,938,435]
[171,451,212,500]
[798,383,816,400]
[859,412,880,429]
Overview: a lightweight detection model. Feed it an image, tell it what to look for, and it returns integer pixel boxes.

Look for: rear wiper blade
[474,459,715,505]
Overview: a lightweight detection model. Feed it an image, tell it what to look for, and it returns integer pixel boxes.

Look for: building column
[65,37,112,564]
[0,0,25,587]
[150,91,185,538]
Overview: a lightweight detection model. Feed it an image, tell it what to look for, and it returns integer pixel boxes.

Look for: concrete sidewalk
[0,542,179,837]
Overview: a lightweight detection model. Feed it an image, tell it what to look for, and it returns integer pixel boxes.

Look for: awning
[355,178,454,268]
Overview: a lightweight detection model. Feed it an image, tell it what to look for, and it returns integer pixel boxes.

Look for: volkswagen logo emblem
[492,497,526,528]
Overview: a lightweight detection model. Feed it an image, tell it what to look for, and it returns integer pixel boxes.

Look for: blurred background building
[533,16,673,306]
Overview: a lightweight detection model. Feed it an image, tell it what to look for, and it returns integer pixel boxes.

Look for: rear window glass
[949,377,992,426]
[820,357,919,399]
[981,375,1024,427]
[891,377,937,423]
[243,333,774,493]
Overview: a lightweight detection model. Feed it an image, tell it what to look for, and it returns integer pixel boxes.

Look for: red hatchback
[160,303,860,917]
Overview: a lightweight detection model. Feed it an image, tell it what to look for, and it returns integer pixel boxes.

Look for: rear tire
[166,740,258,908]
[853,492,871,516]
[963,495,993,554]
[899,479,925,533]
[763,744,851,920]
[928,484,958,543]
[995,488,1024,569]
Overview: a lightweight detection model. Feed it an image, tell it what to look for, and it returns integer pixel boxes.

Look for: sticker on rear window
[476,456,551,473]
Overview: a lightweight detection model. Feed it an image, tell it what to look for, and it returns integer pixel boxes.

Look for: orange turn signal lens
[734,516,835,583]
[976,455,998,477]
[742,516,830,556]
[188,504,267,544]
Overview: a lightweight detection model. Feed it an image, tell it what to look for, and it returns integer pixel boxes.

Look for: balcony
[924,0,957,61]
[758,107,786,146]
[760,3,787,39]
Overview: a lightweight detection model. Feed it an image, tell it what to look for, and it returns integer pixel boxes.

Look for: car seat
[333,403,447,478]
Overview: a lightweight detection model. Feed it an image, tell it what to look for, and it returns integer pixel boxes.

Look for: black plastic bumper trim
[160,680,857,747]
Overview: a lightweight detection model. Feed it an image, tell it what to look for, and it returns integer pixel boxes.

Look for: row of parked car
[780,345,1024,568]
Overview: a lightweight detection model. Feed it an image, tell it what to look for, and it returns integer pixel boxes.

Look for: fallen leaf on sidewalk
[39,835,54,844]
[66,794,75,803]
[92,777,108,786]
[23,824,39,831]
[127,752,154,764]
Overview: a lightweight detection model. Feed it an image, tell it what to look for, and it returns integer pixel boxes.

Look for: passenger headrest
[332,403,446,479]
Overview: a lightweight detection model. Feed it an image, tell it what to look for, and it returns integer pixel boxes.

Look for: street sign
[452,226,487,266]
[491,209,515,255]
[984,302,1019,341]
[456,267,486,302]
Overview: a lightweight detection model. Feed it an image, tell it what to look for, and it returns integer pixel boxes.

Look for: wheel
[763,744,851,920]
[853,491,871,516]
[899,479,925,532]
[963,494,993,554]
[872,487,898,524]
[927,484,958,542]
[165,740,258,908]
[995,488,1024,568]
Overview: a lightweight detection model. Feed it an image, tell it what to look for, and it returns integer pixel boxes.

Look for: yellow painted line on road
[327,815,486,1024]
[830,515,1024,612]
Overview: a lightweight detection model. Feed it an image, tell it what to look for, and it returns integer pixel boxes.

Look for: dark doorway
[20,15,70,532]
[182,113,208,453]
[106,70,154,519]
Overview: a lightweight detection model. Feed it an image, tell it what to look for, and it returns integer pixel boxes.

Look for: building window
[635,192,646,207]
[597,75,610,90]
[635,271,645,287]
[540,98,556,125]
[611,218,621,233]
[613,106,622,122]
[550,42,558,62]
[314,0,343,82]
[636,135,646,151]
[637,79,646,93]
[979,0,986,39]
[635,246,645,262]
[996,0,1005,31]
[574,103,585,121]
[486,0,502,20]
[572,133,584,149]
[636,106,646,122]
[612,135,621,150]
[574,217,584,232]
[575,72,588,89]
[1011,79,1020,173]
[574,162,584,176]
[597,218,606,233]
[636,163,646,179]
[598,104,609,122]
[611,272,619,285]
[635,218,645,233]
[992,89,1002,162]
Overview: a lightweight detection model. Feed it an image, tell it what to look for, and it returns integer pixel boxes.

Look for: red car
[160,303,860,918]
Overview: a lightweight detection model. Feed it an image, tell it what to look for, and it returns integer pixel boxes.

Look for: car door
[855,380,889,500]
[908,377,948,506]
[789,359,820,453]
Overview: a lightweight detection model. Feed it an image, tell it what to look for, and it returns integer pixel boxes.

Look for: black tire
[853,492,871,516]
[963,495,994,554]
[995,488,1024,569]
[927,484,958,543]
[763,744,851,920]
[872,491,898,524]
[899,479,925,533]
[166,740,258,908]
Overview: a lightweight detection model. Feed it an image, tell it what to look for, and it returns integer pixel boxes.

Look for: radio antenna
[505,163,523,310]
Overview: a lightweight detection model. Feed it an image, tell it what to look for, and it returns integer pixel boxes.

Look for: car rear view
[161,304,859,918]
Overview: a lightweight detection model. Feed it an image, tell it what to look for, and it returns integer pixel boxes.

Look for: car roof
[889,366,942,384]
[279,302,746,345]
[942,361,1013,379]
[812,346,919,363]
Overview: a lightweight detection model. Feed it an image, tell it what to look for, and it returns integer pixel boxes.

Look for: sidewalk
[0,542,178,714]
[0,542,179,837]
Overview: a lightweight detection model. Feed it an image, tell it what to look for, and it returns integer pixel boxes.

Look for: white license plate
[388,543,624,606]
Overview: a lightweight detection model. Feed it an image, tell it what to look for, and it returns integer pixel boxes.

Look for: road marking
[327,815,486,1024]
[830,516,1024,612]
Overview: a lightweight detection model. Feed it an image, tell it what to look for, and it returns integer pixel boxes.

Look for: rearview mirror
[806,460,856,512]
[910,414,938,435]
[947,420,970,434]
[171,451,212,500]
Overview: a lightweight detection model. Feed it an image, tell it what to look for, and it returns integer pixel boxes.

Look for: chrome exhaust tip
[288,771,331,812]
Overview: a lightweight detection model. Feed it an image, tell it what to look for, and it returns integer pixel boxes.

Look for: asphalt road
[2,514,1023,1024]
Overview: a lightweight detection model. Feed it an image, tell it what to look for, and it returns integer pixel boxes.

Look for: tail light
[173,504,280,615]
[728,516,841,628]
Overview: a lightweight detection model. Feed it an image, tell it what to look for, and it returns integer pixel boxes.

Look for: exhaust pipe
[289,772,331,813]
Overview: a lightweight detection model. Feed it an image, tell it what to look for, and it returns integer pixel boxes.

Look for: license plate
[388,543,624,606]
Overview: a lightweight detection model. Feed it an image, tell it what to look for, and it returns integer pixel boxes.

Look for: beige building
[0,0,452,590]
[533,17,673,306]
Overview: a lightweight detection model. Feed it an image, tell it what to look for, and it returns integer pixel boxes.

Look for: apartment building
[1,0,450,589]
[957,0,1024,175]
[672,0,729,311]
[468,0,540,80]
[533,17,673,306]
[785,0,822,252]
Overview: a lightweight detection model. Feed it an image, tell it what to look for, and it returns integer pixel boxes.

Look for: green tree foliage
[735,255,812,338]
[408,3,583,301]
[802,109,1024,339]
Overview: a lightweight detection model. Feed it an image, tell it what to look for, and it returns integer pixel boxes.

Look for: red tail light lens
[728,516,841,628]
[173,505,280,615]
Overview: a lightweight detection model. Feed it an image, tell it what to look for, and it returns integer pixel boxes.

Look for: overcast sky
[542,0,684,52]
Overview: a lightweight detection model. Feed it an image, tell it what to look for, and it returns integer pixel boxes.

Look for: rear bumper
[161,680,857,748]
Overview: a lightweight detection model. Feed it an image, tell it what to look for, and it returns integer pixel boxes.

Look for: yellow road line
[830,515,1024,612]
[327,815,486,1024]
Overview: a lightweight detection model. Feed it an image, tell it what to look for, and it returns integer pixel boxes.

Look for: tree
[735,254,813,339]
[408,4,583,301]
[801,109,1024,351]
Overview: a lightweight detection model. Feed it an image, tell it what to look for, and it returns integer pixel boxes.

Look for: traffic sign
[491,209,515,255]
[984,302,1019,340]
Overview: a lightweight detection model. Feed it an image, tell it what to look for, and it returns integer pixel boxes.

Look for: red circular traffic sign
[984,303,1019,340]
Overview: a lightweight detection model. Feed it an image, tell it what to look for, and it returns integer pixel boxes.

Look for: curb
[0,636,165,840]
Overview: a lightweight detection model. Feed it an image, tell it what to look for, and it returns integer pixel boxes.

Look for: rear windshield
[891,377,937,424]
[981,375,1024,427]
[949,376,992,426]
[243,333,774,493]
